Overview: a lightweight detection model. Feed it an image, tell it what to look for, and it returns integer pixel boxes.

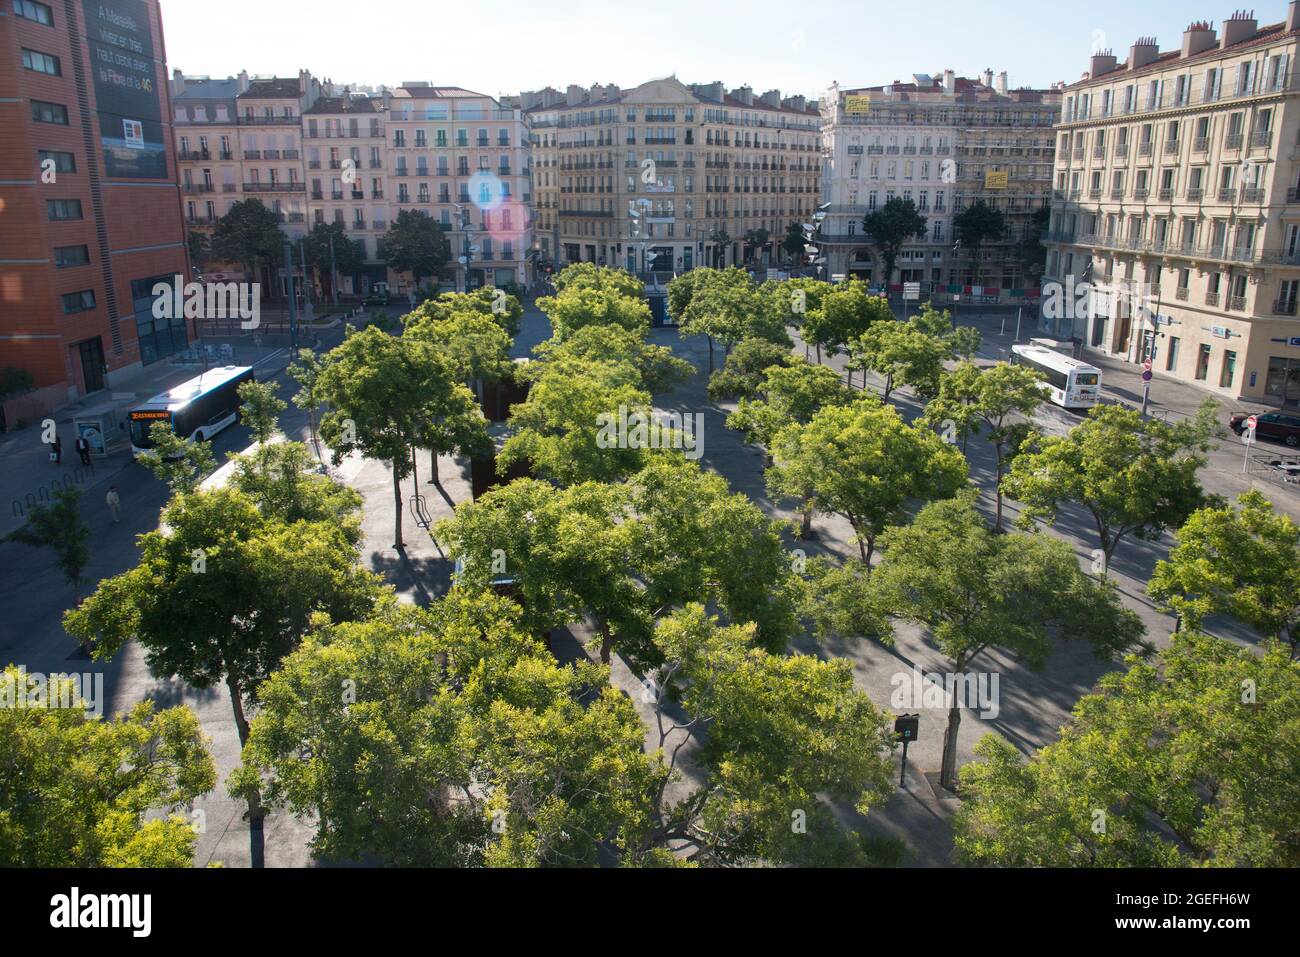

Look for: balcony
[1225,133,1244,150]
[310,190,324,200]
[222,183,238,193]
[1205,291,1220,306]
[1138,142,1153,157]
[1242,186,1265,203]
[1092,146,1105,160]
[1114,143,1129,158]
[178,150,210,161]
[1218,187,1237,202]
[1109,189,1125,201]
[1158,188,1174,201]
[1164,141,1180,155]
[1187,187,1204,201]
[239,115,298,126]
[1133,188,1149,200]
[373,221,388,231]
[243,150,262,160]
[1229,295,1247,311]
[182,183,215,194]
[283,150,300,160]
[1175,287,1189,301]
[309,160,322,169]
[263,150,281,160]
[243,182,305,192]
[1251,130,1272,148]
[185,215,217,226]
[1089,188,1103,200]
[331,190,344,200]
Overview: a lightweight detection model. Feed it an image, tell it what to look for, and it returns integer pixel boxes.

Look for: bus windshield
[129,412,173,449]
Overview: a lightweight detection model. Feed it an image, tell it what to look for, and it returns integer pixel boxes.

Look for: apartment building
[821,71,1060,299]
[524,77,822,275]
[303,93,389,294]
[1,0,190,420]
[1046,6,1300,407]
[387,83,533,290]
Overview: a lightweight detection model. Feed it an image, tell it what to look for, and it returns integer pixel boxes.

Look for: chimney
[565,84,584,106]
[1182,20,1218,57]
[237,70,250,94]
[1129,37,1160,69]
[1222,10,1258,48]
[170,68,185,96]
[1290,0,1300,32]
[761,89,782,108]
[731,85,754,105]
[996,71,1009,94]
[1090,50,1118,79]
[783,94,807,112]
[943,69,955,93]
[983,68,994,88]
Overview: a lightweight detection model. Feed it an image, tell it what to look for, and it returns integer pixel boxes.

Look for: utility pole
[284,241,298,354]
[329,232,338,306]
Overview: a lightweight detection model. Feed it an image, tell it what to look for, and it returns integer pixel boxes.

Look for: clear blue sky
[160,0,1295,99]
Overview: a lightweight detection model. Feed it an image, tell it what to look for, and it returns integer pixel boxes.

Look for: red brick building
[0,0,190,424]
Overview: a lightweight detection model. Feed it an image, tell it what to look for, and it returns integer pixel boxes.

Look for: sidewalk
[0,342,290,540]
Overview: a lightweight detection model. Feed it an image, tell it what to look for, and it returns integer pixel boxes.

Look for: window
[38,150,75,173]
[61,290,96,314]
[46,199,82,220]
[1220,350,1237,389]
[21,48,60,76]
[54,244,89,268]
[1165,336,1180,372]
[13,1,53,25]
[30,100,68,125]
[1195,344,1212,381]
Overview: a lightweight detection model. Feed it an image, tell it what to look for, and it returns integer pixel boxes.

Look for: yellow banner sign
[984,170,1010,190]
[845,94,872,115]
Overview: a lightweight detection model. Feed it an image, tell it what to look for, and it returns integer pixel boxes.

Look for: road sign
[894,714,919,741]
[903,282,921,302]
[1142,369,1153,382]
[1247,414,1259,432]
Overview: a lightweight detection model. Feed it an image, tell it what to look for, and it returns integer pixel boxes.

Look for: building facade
[1045,6,1300,407]
[525,77,822,277]
[1,0,190,419]
[821,71,1060,300]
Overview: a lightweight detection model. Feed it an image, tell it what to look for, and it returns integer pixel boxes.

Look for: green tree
[500,359,653,486]
[533,324,693,395]
[637,606,898,866]
[383,209,450,289]
[922,361,1046,530]
[302,222,364,298]
[64,487,381,864]
[908,304,982,361]
[405,308,513,386]
[781,221,806,264]
[847,320,950,402]
[0,670,216,867]
[1014,206,1052,287]
[952,200,1007,284]
[187,230,210,270]
[211,199,285,287]
[707,337,793,402]
[1003,404,1220,574]
[227,440,364,544]
[236,379,287,447]
[229,593,658,867]
[955,632,1299,866]
[537,285,651,341]
[6,487,90,603]
[1148,491,1299,651]
[819,280,893,381]
[551,262,645,300]
[872,494,1147,791]
[137,421,216,494]
[288,348,326,460]
[743,227,770,265]
[768,398,968,563]
[315,326,485,545]
[676,268,776,372]
[405,286,523,338]
[862,197,927,287]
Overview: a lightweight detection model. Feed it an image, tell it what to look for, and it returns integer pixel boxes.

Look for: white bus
[129,366,255,454]
[1010,345,1102,410]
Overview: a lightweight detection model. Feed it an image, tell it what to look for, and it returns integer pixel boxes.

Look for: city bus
[1010,345,1102,410]
[129,365,255,454]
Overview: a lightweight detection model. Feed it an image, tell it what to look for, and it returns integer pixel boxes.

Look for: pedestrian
[106,486,121,524]
[75,434,92,467]
[50,434,63,465]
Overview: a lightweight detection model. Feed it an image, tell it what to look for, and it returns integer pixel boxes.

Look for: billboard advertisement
[82,0,168,179]
[845,94,872,115]
[984,169,1010,190]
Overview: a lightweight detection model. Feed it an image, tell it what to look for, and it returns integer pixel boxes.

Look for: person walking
[75,434,92,467]
[106,486,121,524]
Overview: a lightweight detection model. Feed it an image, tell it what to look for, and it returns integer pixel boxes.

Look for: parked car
[1230,410,1300,447]
[363,292,390,307]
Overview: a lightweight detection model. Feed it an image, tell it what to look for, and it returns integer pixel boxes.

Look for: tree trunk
[392,463,405,549]
[800,497,814,540]
[706,337,715,373]
[993,453,1005,533]
[598,620,614,666]
[429,449,440,485]
[883,373,894,403]
[940,700,962,793]
[227,673,266,867]
[815,345,823,365]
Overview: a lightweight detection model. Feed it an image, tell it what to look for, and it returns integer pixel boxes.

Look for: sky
[160,0,1296,100]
